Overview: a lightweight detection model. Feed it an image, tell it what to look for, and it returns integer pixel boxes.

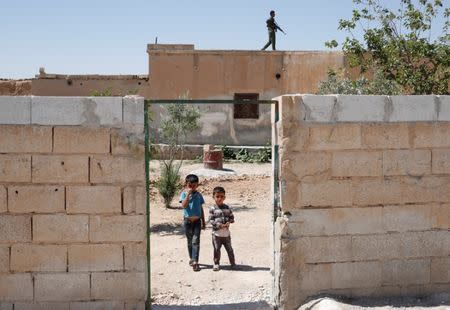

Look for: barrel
[203,145,223,170]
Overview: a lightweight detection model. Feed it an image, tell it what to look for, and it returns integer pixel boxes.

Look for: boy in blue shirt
[179,174,206,272]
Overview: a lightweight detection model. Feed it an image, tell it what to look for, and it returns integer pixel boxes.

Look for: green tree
[326,0,449,94]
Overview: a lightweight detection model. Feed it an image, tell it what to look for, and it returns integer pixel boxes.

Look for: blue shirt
[179,191,205,218]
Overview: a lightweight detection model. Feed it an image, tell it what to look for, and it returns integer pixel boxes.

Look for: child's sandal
[193,263,200,272]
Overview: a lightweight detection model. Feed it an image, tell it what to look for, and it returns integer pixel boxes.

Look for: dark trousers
[262,31,276,50]
[212,235,235,265]
[183,218,201,262]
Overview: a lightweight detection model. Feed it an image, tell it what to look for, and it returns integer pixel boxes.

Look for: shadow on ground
[151,223,184,235]
[197,264,270,272]
[151,301,273,310]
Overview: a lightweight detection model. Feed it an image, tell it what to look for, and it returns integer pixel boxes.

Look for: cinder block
[68,244,123,272]
[361,123,410,149]
[279,124,310,153]
[294,236,352,263]
[66,186,121,214]
[353,178,404,206]
[438,95,450,121]
[0,186,6,213]
[390,95,437,122]
[431,257,450,283]
[432,204,450,229]
[300,95,335,122]
[90,215,145,242]
[70,301,125,310]
[111,129,145,156]
[35,273,90,301]
[32,155,89,183]
[383,150,431,176]
[8,186,64,213]
[332,151,382,177]
[382,259,430,285]
[413,123,450,148]
[123,96,144,124]
[300,180,352,207]
[124,302,145,310]
[336,95,386,122]
[0,246,9,272]
[90,156,145,184]
[0,96,30,124]
[403,176,450,204]
[0,215,31,242]
[0,125,52,153]
[280,180,301,211]
[281,152,331,181]
[288,207,383,237]
[124,243,146,271]
[0,155,31,182]
[0,274,33,301]
[309,124,361,150]
[123,186,146,214]
[332,261,382,289]
[351,234,400,261]
[0,303,13,310]
[31,96,122,126]
[432,148,450,174]
[299,263,332,291]
[399,231,450,258]
[91,272,146,300]
[33,214,89,242]
[53,127,110,154]
[383,204,433,232]
[11,244,66,272]
[14,303,69,310]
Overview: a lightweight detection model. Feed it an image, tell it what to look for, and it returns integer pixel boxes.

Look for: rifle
[275,22,286,35]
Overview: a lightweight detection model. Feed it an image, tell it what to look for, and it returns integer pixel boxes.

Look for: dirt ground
[148,160,450,310]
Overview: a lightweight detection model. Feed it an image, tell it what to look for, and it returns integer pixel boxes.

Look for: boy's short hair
[213,186,225,196]
[185,174,199,184]
[270,10,275,15]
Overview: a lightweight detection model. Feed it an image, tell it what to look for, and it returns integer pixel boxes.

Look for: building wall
[273,95,450,310]
[0,96,147,309]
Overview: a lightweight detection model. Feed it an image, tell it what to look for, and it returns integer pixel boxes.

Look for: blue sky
[1,0,447,78]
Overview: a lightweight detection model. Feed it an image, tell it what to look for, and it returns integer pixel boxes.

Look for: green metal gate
[143,99,280,309]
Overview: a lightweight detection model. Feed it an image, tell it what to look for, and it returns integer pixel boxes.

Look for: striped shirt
[209,204,234,237]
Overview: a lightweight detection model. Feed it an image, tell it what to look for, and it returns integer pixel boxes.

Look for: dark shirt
[209,204,234,237]
[266,17,277,32]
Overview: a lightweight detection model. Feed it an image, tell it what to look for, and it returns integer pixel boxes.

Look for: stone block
[399,231,450,258]
[35,273,90,301]
[0,215,31,242]
[0,186,6,213]
[0,274,33,301]
[331,261,382,289]
[390,95,437,122]
[0,303,12,310]
[0,125,52,153]
[353,178,404,206]
[382,259,430,285]
[90,156,145,184]
[31,96,122,126]
[332,151,382,177]
[281,151,331,181]
[33,214,89,242]
[413,123,450,148]
[11,244,66,272]
[383,204,433,232]
[0,96,30,124]
[8,186,64,213]
[351,234,400,261]
[124,243,146,271]
[432,204,450,229]
[123,186,146,214]
[361,123,410,149]
[68,244,123,272]
[123,96,144,124]
[14,303,69,310]
[300,180,352,207]
[294,236,352,263]
[336,95,386,122]
[438,95,450,121]
[0,155,31,182]
[288,207,383,237]
[66,186,121,214]
[300,95,335,122]
[90,215,145,242]
[279,124,310,153]
[111,129,145,156]
[403,176,450,204]
[0,246,9,272]
[70,301,125,310]
[32,155,89,183]
[299,263,332,291]
[91,272,146,300]
[383,150,431,176]
[53,127,110,154]
[432,148,450,174]
[309,124,361,150]
[431,257,450,283]
[124,302,145,310]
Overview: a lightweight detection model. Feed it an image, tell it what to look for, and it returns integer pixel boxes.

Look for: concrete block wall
[273,95,450,310]
[0,96,146,309]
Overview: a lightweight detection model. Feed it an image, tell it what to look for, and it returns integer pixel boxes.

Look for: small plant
[155,162,182,208]
[219,145,237,160]
[90,87,113,97]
